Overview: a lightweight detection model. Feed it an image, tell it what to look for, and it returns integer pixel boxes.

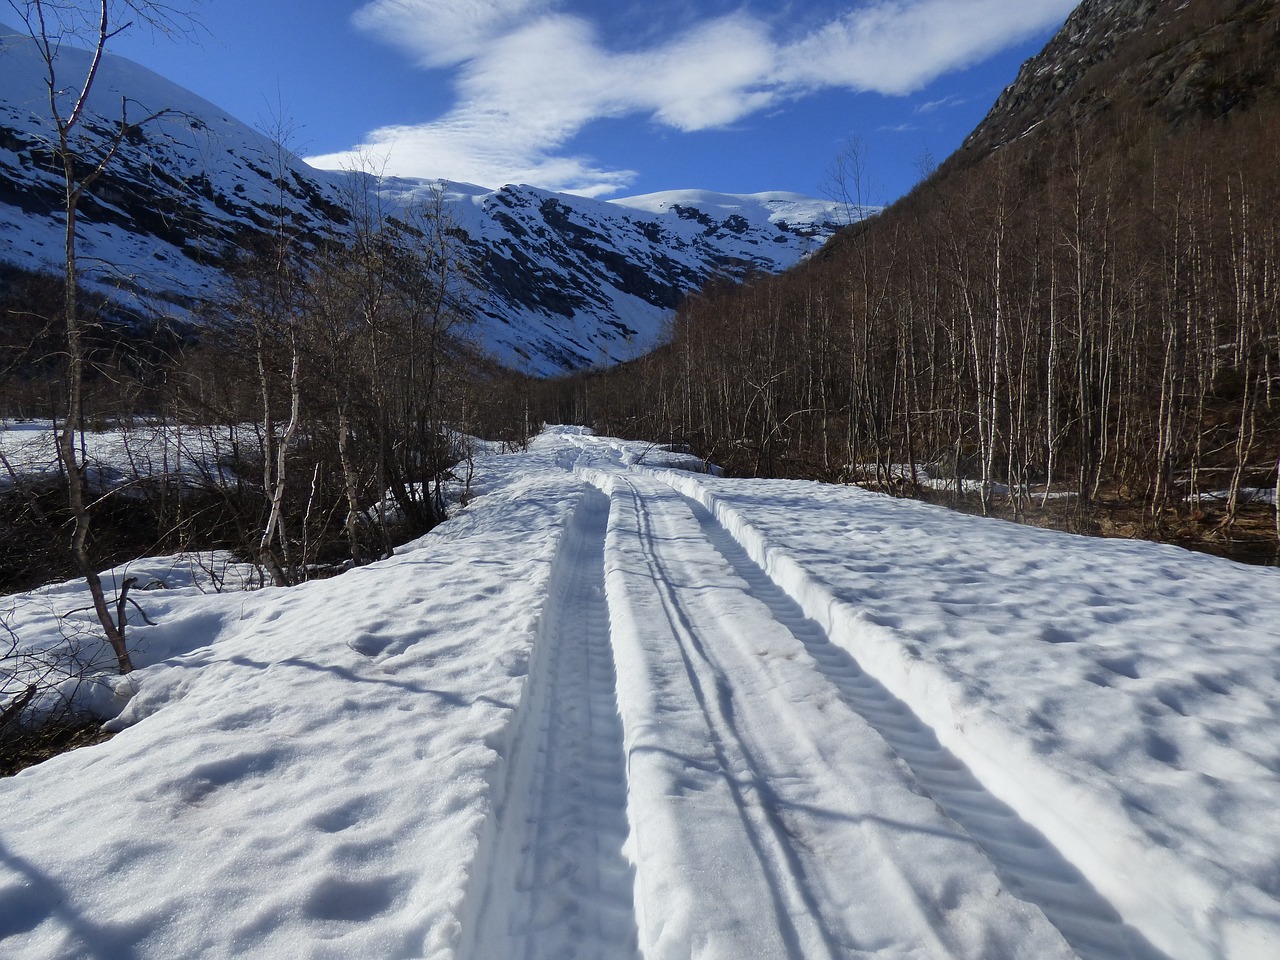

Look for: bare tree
[823,137,878,228]
[6,0,194,673]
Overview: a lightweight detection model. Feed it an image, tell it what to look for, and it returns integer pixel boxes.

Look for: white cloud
[916,95,968,114]
[351,0,549,67]
[778,0,1078,95]
[306,113,638,199]
[629,16,779,131]
[309,15,638,196]
[308,0,1078,195]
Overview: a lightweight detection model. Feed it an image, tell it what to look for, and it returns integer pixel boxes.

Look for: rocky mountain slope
[397,181,841,374]
[0,26,842,375]
[956,0,1280,161]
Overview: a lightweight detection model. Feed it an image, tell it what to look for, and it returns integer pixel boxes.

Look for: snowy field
[3,429,1280,959]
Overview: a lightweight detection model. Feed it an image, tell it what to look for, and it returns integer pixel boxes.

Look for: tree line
[547,104,1280,555]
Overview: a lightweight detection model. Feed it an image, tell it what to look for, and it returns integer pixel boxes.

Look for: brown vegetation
[1,720,112,778]
[538,3,1280,564]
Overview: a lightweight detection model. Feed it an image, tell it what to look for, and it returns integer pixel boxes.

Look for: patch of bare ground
[911,487,1279,567]
[1,721,114,778]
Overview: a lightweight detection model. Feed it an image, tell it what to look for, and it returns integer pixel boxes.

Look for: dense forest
[541,0,1280,561]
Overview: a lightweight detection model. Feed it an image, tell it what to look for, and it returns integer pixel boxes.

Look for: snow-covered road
[3,430,1280,958]
[460,486,637,960]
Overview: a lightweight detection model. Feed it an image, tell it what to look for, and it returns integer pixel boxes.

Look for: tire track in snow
[456,488,638,960]
[601,470,1077,959]
[661,479,1170,960]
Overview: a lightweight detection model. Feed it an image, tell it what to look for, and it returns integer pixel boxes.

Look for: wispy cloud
[916,94,969,114]
[306,0,1076,195]
[351,0,550,68]
[776,0,1076,95]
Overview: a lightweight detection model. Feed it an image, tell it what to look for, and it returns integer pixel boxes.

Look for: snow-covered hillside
[4,429,1280,959]
[0,22,353,309]
[381,179,842,373]
[0,27,844,375]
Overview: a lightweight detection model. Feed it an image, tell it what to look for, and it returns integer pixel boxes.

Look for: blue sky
[104,0,1079,203]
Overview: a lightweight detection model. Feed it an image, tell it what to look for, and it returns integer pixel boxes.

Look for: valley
[3,2,1280,957]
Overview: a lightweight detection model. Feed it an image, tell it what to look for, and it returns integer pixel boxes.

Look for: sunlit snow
[3,429,1279,959]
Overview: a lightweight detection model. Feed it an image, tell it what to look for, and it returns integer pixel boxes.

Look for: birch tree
[7,0,193,672]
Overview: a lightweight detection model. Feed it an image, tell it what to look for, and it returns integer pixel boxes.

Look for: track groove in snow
[670,485,1169,960]
[457,488,638,960]
[644,462,1251,959]
[595,467,1078,959]
[623,475,842,960]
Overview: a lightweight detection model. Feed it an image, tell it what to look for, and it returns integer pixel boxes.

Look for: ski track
[667,484,1170,960]
[461,436,1173,958]
[594,465,1075,959]
[457,487,638,960]
[622,474,844,960]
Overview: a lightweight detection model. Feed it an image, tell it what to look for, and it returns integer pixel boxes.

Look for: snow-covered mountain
[384,179,842,373]
[0,27,844,375]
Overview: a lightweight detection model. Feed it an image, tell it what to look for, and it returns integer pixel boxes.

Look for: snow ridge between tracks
[643,467,1207,960]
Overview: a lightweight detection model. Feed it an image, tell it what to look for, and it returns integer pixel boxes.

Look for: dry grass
[1,721,114,778]
[915,487,1278,567]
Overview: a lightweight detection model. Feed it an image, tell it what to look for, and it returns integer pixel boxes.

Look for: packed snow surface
[3,430,1280,959]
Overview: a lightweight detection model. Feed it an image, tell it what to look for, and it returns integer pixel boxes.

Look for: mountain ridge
[0,25,843,376]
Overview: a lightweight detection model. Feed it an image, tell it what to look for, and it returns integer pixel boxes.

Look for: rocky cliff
[958,0,1280,160]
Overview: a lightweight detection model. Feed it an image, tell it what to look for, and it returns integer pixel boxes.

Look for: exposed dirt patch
[1,721,114,778]
[912,487,1278,567]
